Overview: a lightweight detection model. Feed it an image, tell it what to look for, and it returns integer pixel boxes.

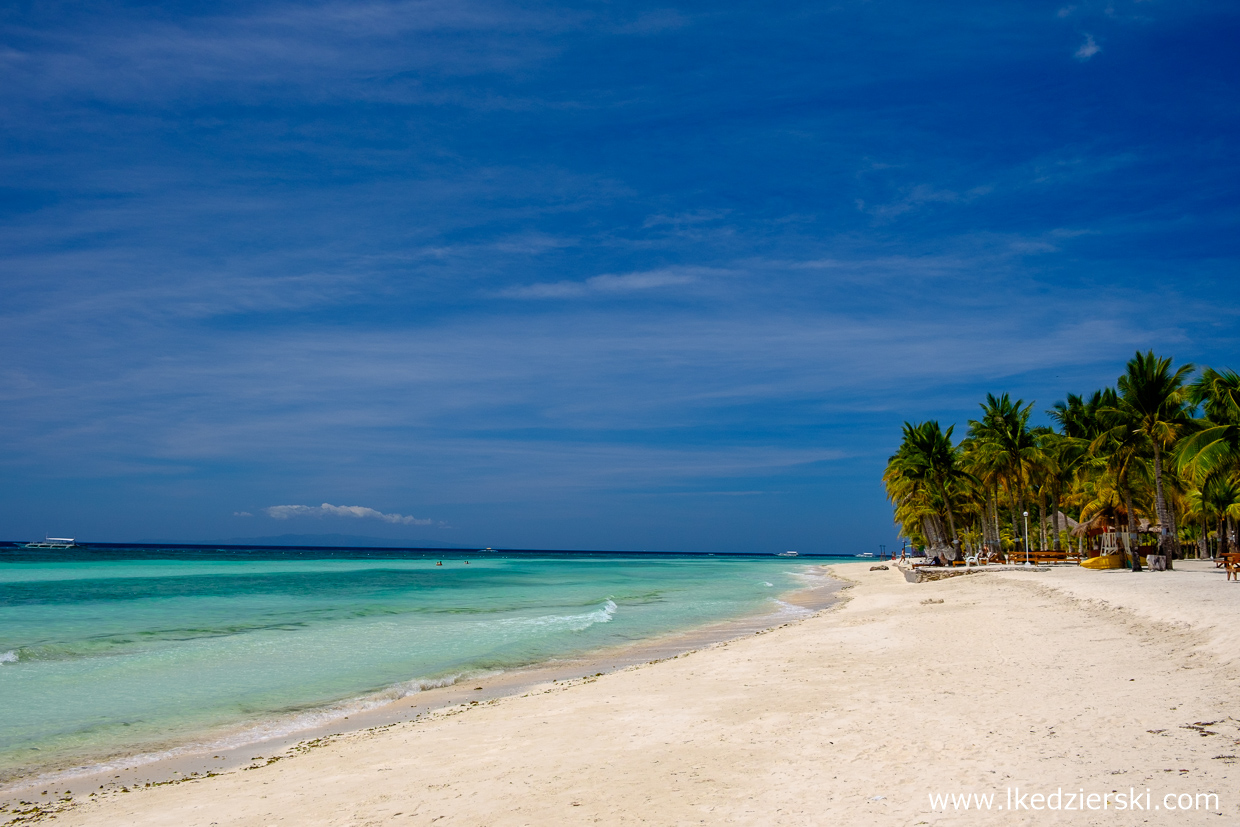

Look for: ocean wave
[384,672,490,699]
[497,598,617,633]
[0,650,17,664]
[788,568,835,589]
[771,599,814,619]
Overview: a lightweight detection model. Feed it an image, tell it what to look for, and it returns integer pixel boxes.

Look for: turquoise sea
[0,547,836,784]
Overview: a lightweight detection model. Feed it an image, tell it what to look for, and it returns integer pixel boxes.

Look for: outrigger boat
[24,537,78,549]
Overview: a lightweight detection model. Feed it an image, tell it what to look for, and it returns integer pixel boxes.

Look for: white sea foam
[788,568,831,587]
[771,599,814,620]
[497,599,618,633]
[0,651,17,664]
[763,581,773,587]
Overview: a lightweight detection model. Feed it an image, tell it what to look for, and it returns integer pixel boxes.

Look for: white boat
[777,550,799,557]
[856,552,874,558]
[25,537,77,549]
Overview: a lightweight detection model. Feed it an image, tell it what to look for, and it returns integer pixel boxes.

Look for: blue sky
[1,0,1237,551]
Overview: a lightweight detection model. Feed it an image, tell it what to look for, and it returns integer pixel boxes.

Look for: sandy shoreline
[8,559,1240,825]
[0,566,845,803]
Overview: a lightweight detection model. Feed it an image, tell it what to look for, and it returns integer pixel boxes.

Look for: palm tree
[882,360,1240,570]
[1196,472,1240,557]
[1109,351,1195,568]
[1189,368,1240,423]
[1089,388,1148,571]
[1179,368,1240,486]
[960,434,1008,555]
[968,393,1041,557]
[1048,391,1113,552]
[884,421,971,553]
[1179,368,1240,558]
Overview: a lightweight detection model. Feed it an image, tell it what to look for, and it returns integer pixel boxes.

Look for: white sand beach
[13,560,1240,825]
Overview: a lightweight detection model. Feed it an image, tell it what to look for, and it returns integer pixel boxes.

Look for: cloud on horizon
[265,503,435,525]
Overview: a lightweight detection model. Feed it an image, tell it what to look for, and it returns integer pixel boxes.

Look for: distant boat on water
[777,550,799,557]
[25,537,78,549]
[855,552,874,558]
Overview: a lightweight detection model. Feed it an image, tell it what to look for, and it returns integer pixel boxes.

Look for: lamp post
[1023,511,1031,566]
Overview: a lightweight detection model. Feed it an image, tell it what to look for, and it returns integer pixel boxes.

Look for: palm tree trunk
[1051,486,1061,551]
[939,482,959,545]
[1125,487,1143,572]
[1009,503,1020,560]
[985,493,993,549]
[1038,488,1047,551]
[1167,499,1180,568]
[990,492,1001,552]
[1018,496,1029,560]
[1152,442,1175,569]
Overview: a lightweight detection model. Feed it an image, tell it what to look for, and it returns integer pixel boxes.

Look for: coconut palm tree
[1107,351,1195,568]
[1195,472,1240,557]
[1189,368,1240,423]
[1089,391,1150,571]
[968,393,1041,557]
[959,434,1009,555]
[884,421,972,553]
[1179,368,1240,485]
[883,360,1240,569]
[1047,390,1114,551]
[1179,368,1240,558]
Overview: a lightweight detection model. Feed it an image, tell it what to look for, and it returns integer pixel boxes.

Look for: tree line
[883,351,1240,571]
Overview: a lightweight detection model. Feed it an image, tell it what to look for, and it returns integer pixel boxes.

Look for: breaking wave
[498,598,618,633]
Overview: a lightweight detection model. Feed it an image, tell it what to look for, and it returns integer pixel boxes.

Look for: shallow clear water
[0,547,830,780]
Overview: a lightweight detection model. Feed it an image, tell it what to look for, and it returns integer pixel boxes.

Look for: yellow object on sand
[1081,555,1123,569]
[1080,554,1147,569]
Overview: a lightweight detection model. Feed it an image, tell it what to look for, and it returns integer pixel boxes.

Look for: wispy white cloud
[265,503,434,525]
[641,210,730,229]
[856,184,993,220]
[613,9,690,36]
[497,267,712,299]
[3,0,574,106]
[1075,33,1100,60]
